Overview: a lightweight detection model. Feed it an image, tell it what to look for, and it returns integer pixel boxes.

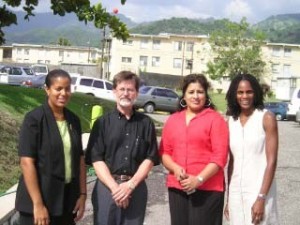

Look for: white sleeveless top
[228,109,279,225]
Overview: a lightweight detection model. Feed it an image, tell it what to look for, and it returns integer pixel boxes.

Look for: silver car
[0,66,35,85]
[134,86,179,113]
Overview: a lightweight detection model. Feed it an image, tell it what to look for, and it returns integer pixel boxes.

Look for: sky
[2,0,300,24]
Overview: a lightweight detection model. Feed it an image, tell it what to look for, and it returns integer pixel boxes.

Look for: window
[17,48,22,54]
[140,39,149,49]
[165,90,178,98]
[152,57,160,67]
[122,57,132,63]
[139,86,151,94]
[24,49,29,55]
[139,56,148,66]
[59,51,64,57]
[173,58,182,68]
[186,42,194,52]
[272,47,280,57]
[105,82,113,90]
[174,41,183,51]
[123,40,133,45]
[284,48,291,57]
[79,78,93,87]
[93,80,104,89]
[12,67,22,75]
[152,40,161,50]
[272,64,280,74]
[152,88,167,97]
[283,64,291,77]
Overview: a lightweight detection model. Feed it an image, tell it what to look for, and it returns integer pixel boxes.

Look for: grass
[0,84,115,193]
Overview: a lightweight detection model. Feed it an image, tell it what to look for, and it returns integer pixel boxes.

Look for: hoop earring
[205,98,211,107]
[180,99,187,108]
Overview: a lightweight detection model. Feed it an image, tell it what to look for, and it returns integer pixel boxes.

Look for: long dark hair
[226,74,264,120]
[178,74,215,111]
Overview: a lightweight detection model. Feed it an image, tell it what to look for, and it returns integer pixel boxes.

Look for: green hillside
[4,13,300,46]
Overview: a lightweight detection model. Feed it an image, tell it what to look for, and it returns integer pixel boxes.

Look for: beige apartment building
[110,33,300,100]
[1,34,300,100]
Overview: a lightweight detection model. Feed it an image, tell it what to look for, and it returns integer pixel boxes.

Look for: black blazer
[15,102,83,216]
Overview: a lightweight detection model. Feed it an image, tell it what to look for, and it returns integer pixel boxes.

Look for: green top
[56,120,72,183]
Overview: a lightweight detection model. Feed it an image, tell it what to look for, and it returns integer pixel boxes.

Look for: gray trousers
[92,179,148,225]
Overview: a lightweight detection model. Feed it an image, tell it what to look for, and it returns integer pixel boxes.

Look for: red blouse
[159,108,229,192]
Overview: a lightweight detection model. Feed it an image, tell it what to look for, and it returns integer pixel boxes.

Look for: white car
[287,88,300,121]
[71,75,115,102]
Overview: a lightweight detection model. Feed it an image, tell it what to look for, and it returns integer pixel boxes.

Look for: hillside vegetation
[4,12,300,46]
[0,84,114,193]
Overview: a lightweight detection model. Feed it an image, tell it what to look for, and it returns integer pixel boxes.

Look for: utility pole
[100,27,106,79]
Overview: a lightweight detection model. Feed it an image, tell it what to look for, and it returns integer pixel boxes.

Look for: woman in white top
[224,74,279,225]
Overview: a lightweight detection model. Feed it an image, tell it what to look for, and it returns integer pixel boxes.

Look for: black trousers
[168,188,224,225]
[92,179,147,225]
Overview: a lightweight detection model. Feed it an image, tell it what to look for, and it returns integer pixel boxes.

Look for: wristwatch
[197,176,204,184]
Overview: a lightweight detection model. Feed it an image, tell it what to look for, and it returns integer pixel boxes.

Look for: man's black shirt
[86,109,159,175]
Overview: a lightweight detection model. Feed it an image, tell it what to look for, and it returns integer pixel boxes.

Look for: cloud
[224,0,254,22]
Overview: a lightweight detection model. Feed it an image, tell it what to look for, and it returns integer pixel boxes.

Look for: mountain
[3,11,137,47]
[254,13,300,43]
[3,12,300,46]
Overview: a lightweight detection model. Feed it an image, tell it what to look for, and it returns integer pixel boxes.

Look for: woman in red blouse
[160,74,229,225]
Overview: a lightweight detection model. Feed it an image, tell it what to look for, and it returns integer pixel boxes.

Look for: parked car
[0,65,35,85]
[21,74,47,88]
[31,64,49,76]
[134,86,179,113]
[264,102,288,121]
[287,88,300,121]
[71,75,115,101]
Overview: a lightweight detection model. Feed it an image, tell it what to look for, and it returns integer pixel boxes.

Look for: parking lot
[79,119,300,225]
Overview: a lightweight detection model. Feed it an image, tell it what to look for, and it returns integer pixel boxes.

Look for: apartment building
[1,34,300,100]
[110,33,300,100]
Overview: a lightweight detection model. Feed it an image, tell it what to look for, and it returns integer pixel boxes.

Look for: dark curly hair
[226,74,264,120]
[178,74,215,111]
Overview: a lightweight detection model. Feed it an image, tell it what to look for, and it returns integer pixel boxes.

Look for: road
[79,115,300,225]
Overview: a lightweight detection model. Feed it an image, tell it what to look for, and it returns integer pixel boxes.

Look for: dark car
[134,86,179,113]
[21,75,46,88]
[264,102,288,121]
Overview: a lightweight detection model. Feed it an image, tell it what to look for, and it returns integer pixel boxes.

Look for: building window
[24,49,29,55]
[17,48,22,54]
[37,60,44,64]
[152,40,161,50]
[139,56,148,66]
[271,64,280,74]
[174,41,183,51]
[284,47,291,57]
[186,42,194,52]
[272,47,280,57]
[152,57,160,67]
[123,40,133,45]
[59,50,64,57]
[140,39,149,49]
[45,60,50,64]
[122,57,132,63]
[173,58,182,68]
[283,64,291,77]
[291,78,296,88]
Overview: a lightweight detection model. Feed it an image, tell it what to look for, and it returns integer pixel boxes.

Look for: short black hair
[45,69,71,88]
[226,73,264,120]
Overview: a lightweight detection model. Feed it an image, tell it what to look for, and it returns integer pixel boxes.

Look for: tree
[57,37,72,46]
[0,0,129,45]
[206,18,267,80]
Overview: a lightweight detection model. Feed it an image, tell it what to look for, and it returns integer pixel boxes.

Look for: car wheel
[275,114,282,121]
[144,103,155,113]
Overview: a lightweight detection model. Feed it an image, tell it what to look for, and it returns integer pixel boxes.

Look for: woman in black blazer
[15,69,86,225]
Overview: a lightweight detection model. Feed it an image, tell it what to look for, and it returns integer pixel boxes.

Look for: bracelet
[257,193,266,200]
[127,180,136,191]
